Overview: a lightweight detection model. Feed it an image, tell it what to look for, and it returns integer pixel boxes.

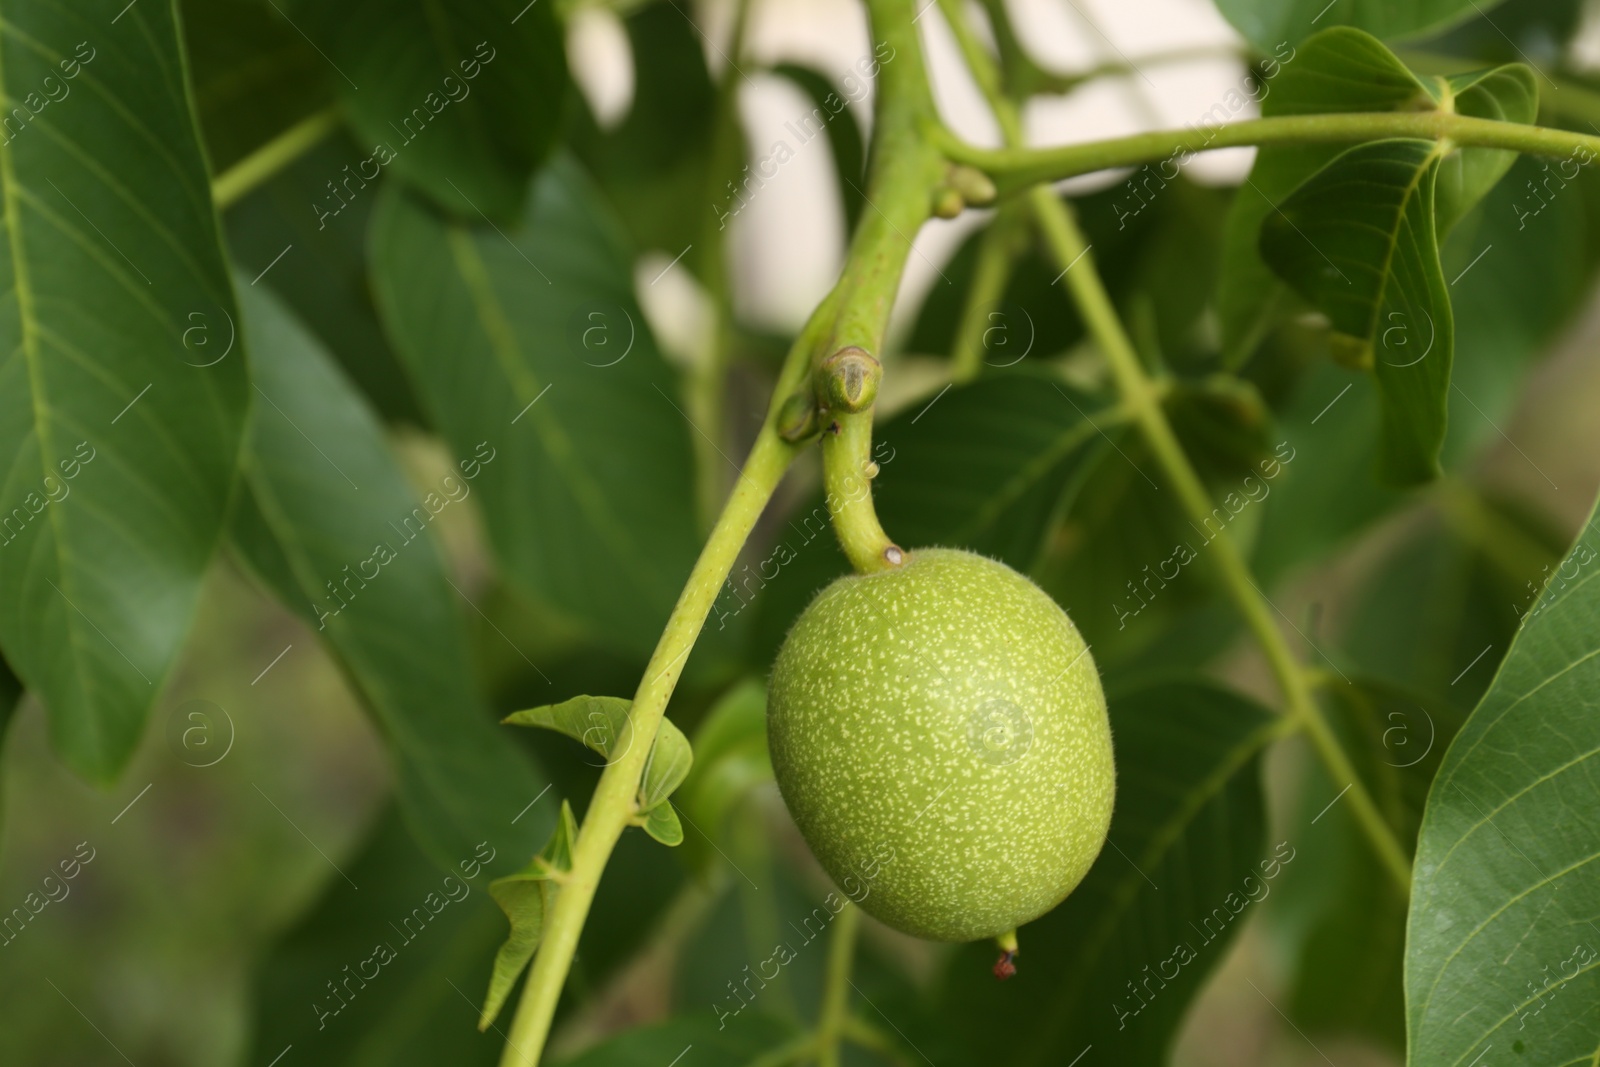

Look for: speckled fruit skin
[767,547,1114,943]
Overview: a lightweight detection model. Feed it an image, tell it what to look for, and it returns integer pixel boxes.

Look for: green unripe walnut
[767,548,1114,942]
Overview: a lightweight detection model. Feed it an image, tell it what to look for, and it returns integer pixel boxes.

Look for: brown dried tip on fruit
[993,949,1018,980]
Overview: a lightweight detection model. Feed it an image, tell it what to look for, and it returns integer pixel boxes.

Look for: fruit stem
[494,293,840,1066]
[936,0,1415,896]
[814,0,947,575]
[815,902,861,1067]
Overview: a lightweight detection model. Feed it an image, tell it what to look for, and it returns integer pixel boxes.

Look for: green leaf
[230,280,551,872]
[770,63,866,236]
[874,370,1114,566]
[569,2,720,266]
[480,799,578,1030]
[504,695,694,816]
[641,801,683,847]
[369,157,701,656]
[1269,679,1463,1050]
[1260,137,1453,483]
[248,806,507,1066]
[224,128,424,425]
[293,0,566,221]
[1217,29,1533,365]
[749,370,1116,664]
[180,0,334,171]
[1406,498,1600,1065]
[932,680,1279,1065]
[1215,0,1495,53]
[0,3,248,782]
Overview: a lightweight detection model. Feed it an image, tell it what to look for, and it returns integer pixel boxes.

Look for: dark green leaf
[1269,679,1463,1050]
[932,680,1279,1065]
[224,128,423,424]
[0,4,247,782]
[1215,0,1495,53]
[1260,137,1453,483]
[1217,29,1533,367]
[181,0,334,171]
[296,0,567,220]
[230,281,551,872]
[480,799,578,1029]
[569,2,720,266]
[1407,496,1600,1064]
[370,158,702,657]
[747,370,1115,664]
[248,807,507,1066]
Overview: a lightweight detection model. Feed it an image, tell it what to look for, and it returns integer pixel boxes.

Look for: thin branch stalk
[942,111,1600,195]
[936,0,1415,890]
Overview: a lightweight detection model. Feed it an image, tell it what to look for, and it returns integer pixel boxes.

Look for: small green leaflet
[1236,28,1535,483]
[503,695,694,843]
[479,799,578,1030]
[1261,138,1452,484]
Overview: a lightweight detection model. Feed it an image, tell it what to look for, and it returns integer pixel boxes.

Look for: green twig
[212,107,342,210]
[949,203,1025,382]
[842,1015,914,1067]
[495,297,840,1066]
[938,111,1600,196]
[814,0,946,575]
[937,0,1415,893]
[815,902,861,1067]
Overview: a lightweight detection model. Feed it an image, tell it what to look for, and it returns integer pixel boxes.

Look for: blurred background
[6,0,1600,1064]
